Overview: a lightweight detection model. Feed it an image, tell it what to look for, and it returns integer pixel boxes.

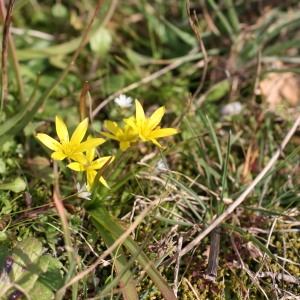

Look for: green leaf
[30,280,54,300]
[0,177,26,193]
[0,238,63,299]
[205,80,230,102]
[38,255,64,291]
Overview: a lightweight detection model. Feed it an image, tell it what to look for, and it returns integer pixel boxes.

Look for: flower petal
[36,133,61,151]
[90,156,113,169]
[135,99,145,123]
[120,141,131,151]
[87,170,97,190]
[75,138,105,153]
[51,151,67,160]
[85,136,96,161]
[70,118,89,144]
[70,153,88,164]
[100,131,120,141]
[100,176,110,189]
[148,128,179,138]
[56,116,69,142]
[147,106,165,129]
[123,117,137,130]
[86,147,96,162]
[150,138,164,148]
[68,162,86,171]
[104,120,119,135]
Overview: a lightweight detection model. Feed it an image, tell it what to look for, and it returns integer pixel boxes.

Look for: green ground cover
[0,1,299,299]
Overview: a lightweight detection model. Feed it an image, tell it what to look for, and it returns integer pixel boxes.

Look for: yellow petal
[75,138,105,153]
[87,170,97,189]
[149,128,179,138]
[90,156,112,169]
[135,99,145,123]
[55,116,69,142]
[36,133,61,151]
[70,153,88,164]
[86,147,96,162]
[84,136,96,161]
[68,162,86,171]
[120,141,131,151]
[100,131,120,141]
[123,117,137,130]
[70,118,89,145]
[100,176,110,189]
[104,120,119,135]
[147,106,165,129]
[51,151,67,160]
[150,138,164,148]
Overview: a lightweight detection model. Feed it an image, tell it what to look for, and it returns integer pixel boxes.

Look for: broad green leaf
[16,38,82,60]
[0,177,26,193]
[0,238,63,299]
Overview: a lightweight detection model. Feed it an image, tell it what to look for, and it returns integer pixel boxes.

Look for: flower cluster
[36,99,179,193]
[101,99,179,151]
[36,116,113,191]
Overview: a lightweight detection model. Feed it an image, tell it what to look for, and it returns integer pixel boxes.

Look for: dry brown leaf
[258,63,300,110]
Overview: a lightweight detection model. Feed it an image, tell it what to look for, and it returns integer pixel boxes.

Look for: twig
[206,225,221,278]
[255,272,300,284]
[184,277,201,300]
[173,234,183,297]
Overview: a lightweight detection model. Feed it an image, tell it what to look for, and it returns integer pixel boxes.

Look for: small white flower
[76,183,91,200]
[156,159,168,170]
[220,101,243,118]
[114,94,133,108]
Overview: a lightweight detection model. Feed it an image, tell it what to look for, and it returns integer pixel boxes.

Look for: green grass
[0,0,300,299]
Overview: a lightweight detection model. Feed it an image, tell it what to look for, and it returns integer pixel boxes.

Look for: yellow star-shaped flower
[36,116,105,161]
[124,99,179,148]
[100,118,139,151]
[67,139,114,190]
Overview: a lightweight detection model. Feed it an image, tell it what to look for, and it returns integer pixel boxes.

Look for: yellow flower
[67,138,114,190]
[100,118,139,151]
[124,99,179,148]
[36,116,105,161]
